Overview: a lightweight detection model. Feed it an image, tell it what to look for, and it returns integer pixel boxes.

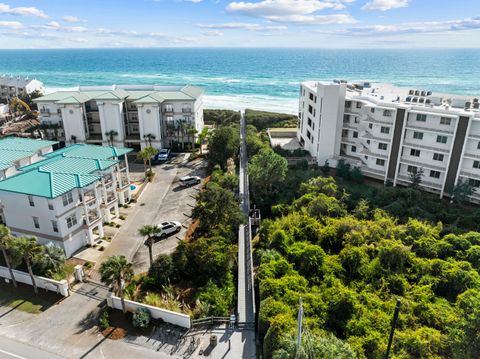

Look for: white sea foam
[44,86,298,115]
[204,94,297,114]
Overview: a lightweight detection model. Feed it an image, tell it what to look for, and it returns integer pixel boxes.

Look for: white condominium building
[298,80,480,203]
[0,137,132,257]
[0,75,44,103]
[34,84,204,151]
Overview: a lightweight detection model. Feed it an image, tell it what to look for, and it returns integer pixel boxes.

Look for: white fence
[107,293,191,329]
[0,265,70,297]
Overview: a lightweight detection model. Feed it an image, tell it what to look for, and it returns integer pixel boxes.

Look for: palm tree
[105,130,119,146]
[0,225,17,287]
[143,133,156,147]
[197,128,209,155]
[137,146,158,175]
[187,125,198,151]
[99,255,133,313]
[43,244,66,275]
[12,237,43,294]
[138,225,160,267]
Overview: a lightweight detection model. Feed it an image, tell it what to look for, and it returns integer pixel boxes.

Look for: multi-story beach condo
[298,80,480,203]
[0,75,44,103]
[0,137,132,257]
[34,85,204,151]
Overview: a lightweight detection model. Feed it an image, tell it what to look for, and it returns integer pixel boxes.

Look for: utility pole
[296,297,304,357]
[385,298,401,359]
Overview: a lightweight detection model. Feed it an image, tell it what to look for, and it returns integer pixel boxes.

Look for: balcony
[83,210,101,226]
[182,108,192,113]
[402,141,450,154]
[117,176,130,189]
[163,108,174,113]
[362,114,392,126]
[400,158,446,172]
[103,194,116,205]
[405,122,453,135]
[397,174,442,190]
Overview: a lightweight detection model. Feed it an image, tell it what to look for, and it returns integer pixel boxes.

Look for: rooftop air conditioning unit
[473,98,479,103]
[465,102,472,109]
[474,103,480,109]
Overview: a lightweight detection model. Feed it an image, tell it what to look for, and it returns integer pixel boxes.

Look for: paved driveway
[133,157,206,273]
[88,155,206,279]
[0,282,175,359]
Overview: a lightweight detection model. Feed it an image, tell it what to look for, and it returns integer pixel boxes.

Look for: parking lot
[132,155,206,273]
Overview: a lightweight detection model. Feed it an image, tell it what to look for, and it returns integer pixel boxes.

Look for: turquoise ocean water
[0,48,479,114]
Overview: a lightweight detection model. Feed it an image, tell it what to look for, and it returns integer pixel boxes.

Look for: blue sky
[0,0,479,48]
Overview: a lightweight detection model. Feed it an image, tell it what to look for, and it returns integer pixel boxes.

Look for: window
[436,135,448,144]
[469,179,480,188]
[28,195,34,207]
[345,101,351,108]
[33,217,39,229]
[351,146,357,153]
[413,131,424,140]
[383,110,392,117]
[376,158,385,166]
[369,123,373,129]
[342,129,348,137]
[371,108,375,113]
[353,131,358,138]
[407,165,418,174]
[306,130,311,140]
[66,214,78,229]
[343,114,350,123]
[356,102,362,109]
[52,220,58,233]
[410,149,421,157]
[48,202,54,210]
[416,114,427,122]
[440,117,451,125]
[474,160,480,169]
[308,118,312,127]
[478,142,480,150]
[309,93,314,101]
[433,153,444,161]
[378,143,387,150]
[380,126,390,134]
[429,170,441,179]
[308,105,313,114]
[62,192,74,206]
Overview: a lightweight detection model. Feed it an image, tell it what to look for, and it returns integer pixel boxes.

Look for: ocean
[1,48,479,114]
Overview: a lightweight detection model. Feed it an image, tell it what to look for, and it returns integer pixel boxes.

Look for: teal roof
[34,85,204,105]
[0,137,57,172]
[48,144,132,160]
[0,137,57,152]
[0,170,100,198]
[0,143,131,199]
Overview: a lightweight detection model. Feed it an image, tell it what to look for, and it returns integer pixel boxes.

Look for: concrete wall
[0,265,69,297]
[107,293,191,329]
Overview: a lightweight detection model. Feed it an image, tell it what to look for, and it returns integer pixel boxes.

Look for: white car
[157,149,170,161]
[179,175,201,187]
[156,221,181,237]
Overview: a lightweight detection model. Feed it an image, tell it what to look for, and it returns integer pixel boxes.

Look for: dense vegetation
[203,109,297,130]
[255,176,480,359]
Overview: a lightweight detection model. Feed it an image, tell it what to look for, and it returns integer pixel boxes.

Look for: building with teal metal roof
[0,140,133,257]
[34,84,204,152]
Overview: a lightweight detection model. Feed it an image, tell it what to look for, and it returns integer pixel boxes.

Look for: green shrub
[132,307,151,329]
[99,308,110,330]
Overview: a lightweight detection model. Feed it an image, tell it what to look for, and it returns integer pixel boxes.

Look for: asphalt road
[0,336,65,359]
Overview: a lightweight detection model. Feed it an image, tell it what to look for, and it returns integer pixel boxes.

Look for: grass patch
[0,282,61,314]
